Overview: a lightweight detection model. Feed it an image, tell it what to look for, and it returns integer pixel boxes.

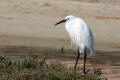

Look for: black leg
[74,48,80,70]
[83,48,87,73]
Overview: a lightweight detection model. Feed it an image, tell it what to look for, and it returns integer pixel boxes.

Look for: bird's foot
[81,72,86,75]
[83,71,86,74]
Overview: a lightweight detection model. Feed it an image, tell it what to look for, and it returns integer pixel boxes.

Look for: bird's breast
[65,20,89,47]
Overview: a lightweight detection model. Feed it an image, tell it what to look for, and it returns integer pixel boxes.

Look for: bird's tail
[90,48,95,56]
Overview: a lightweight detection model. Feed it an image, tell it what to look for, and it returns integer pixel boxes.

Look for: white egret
[55,15,95,73]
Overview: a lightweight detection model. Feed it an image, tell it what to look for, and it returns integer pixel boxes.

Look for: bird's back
[65,18,95,56]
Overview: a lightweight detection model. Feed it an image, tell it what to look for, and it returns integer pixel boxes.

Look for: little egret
[55,15,95,73]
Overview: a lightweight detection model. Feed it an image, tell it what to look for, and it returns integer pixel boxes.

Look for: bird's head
[55,15,75,26]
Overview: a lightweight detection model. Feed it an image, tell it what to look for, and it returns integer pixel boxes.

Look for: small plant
[90,68,102,76]
[0,56,107,80]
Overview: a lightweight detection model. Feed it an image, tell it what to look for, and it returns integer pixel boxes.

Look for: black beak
[55,19,67,26]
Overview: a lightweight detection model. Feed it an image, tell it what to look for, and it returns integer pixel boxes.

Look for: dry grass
[0,55,107,80]
[96,16,120,20]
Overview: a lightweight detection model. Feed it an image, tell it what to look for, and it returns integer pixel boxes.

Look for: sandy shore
[0,0,120,50]
[0,0,120,79]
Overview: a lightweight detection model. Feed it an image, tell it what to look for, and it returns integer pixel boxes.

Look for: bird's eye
[67,18,69,20]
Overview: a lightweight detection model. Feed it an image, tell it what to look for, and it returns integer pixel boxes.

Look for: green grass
[0,56,107,80]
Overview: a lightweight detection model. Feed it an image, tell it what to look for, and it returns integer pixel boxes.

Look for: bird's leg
[83,48,87,73]
[74,48,80,70]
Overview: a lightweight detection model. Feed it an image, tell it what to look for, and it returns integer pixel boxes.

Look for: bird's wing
[73,18,95,55]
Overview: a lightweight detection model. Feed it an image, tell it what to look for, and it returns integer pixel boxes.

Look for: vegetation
[0,56,107,80]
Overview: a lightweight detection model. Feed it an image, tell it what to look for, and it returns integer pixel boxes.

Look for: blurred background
[0,0,120,79]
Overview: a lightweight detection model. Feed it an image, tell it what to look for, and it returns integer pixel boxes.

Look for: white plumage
[55,15,95,73]
[65,15,95,56]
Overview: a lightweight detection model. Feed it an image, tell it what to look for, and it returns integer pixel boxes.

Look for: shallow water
[0,45,120,80]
